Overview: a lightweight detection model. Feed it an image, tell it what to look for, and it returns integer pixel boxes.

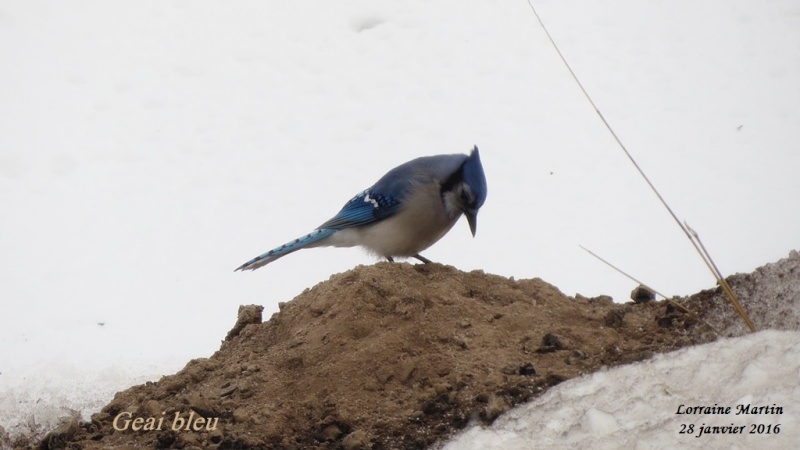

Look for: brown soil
[24,262,721,450]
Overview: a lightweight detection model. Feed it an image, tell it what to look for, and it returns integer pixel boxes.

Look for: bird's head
[443,146,487,236]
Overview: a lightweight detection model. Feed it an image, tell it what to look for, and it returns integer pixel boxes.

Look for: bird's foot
[413,254,433,264]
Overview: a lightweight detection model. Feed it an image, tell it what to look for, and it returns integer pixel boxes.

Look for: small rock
[220,383,238,398]
[422,393,453,415]
[631,285,656,303]
[208,428,224,444]
[140,400,161,417]
[537,333,564,353]
[619,350,655,364]
[604,308,626,328]
[500,364,518,375]
[542,333,563,348]
[578,294,614,305]
[160,377,185,394]
[320,424,343,441]
[342,430,370,450]
[400,362,416,382]
[232,408,249,424]
[483,395,511,423]
[41,416,79,450]
[658,314,678,328]
[565,349,588,365]
[433,382,451,394]
[177,432,201,448]
[451,335,469,349]
[409,410,425,423]
[225,304,264,341]
[546,373,570,385]
[239,381,254,399]
[156,431,178,448]
[223,364,241,379]
[187,392,216,416]
[592,295,614,304]
[220,399,237,411]
[519,362,536,376]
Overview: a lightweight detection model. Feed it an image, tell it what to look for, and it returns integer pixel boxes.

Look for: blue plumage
[317,189,402,229]
[235,146,487,271]
[234,229,335,271]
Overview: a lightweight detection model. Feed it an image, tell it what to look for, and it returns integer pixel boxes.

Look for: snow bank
[443,330,799,450]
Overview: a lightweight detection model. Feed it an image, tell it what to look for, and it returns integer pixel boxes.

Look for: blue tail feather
[235,228,335,271]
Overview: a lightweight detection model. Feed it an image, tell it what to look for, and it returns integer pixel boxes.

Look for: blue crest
[463,146,488,208]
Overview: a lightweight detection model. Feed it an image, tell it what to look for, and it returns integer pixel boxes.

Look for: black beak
[465,210,478,237]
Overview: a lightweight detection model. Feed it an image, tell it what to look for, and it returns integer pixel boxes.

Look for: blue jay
[235,146,487,271]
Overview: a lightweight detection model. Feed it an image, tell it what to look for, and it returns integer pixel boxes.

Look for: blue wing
[318,189,402,229]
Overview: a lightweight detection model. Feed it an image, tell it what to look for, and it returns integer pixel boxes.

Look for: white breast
[325,183,461,258]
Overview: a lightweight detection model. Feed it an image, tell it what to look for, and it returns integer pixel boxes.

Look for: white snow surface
[1,0,799,447]
[441,330,800,450]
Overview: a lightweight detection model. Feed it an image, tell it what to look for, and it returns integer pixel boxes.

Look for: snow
[1,0,798,447]
[442,330,800,450]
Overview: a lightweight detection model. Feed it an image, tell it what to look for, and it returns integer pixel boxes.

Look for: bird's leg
[413,254,433,264]
[386,256,395,262]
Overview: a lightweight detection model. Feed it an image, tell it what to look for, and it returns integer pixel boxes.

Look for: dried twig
[526,0,756,332]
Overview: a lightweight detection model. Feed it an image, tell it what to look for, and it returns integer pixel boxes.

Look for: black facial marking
[440,163,465,195]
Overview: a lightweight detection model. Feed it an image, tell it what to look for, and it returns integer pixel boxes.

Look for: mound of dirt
[678,250,800,337]
[23,262,719,450]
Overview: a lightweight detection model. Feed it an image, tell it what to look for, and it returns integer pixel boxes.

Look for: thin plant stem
[525,0,756,332]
